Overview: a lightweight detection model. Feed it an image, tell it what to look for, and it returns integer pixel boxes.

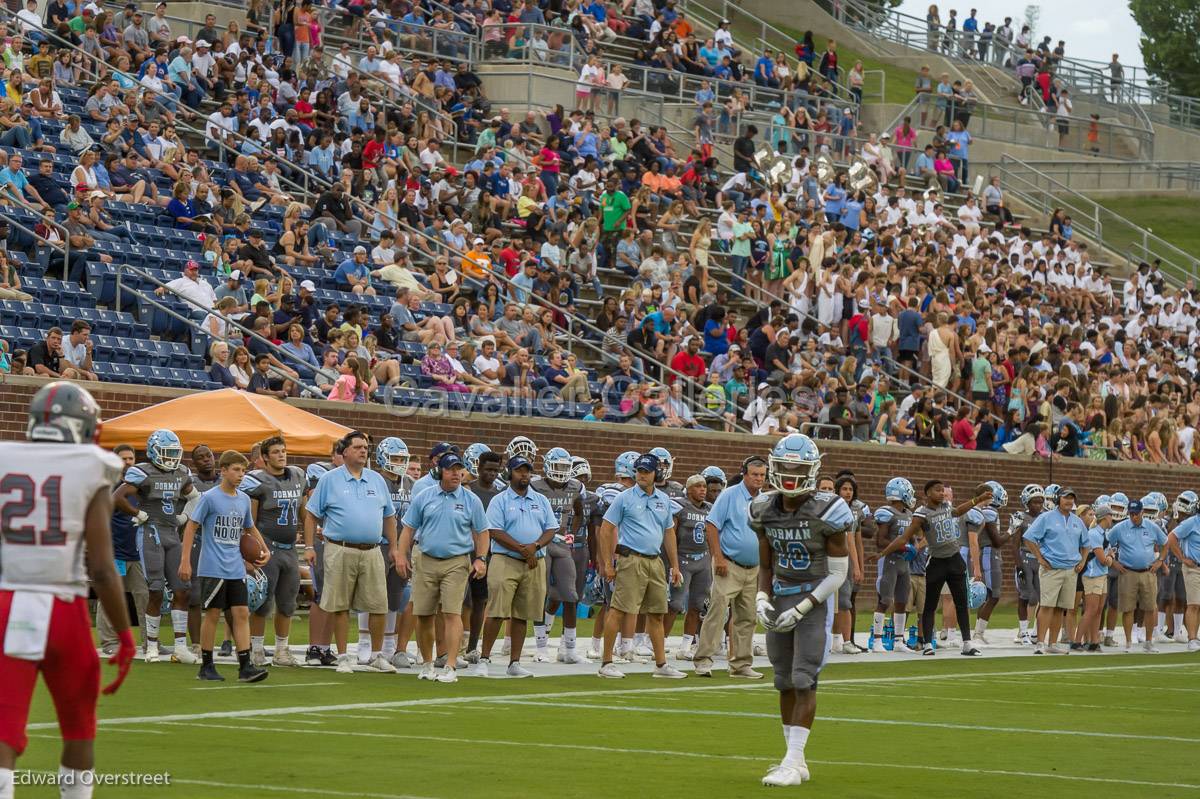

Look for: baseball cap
[438,452,464,471]
[685,474,707,489]
[184,260,199,271]
[195,39,210,48]
[66,201,80,210]
[634,454,659,473]
[228,270,242,281]
[506,455,532,473]
[1127,499,1144,514]
[430,441,458,459]
[1058,486,1077,499]
[353,245,368,255]
[299,279,317,291]
[473,237,485,245]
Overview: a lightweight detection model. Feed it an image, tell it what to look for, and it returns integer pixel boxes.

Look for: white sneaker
[367,654,397,673]
[893,640,916,654]
[436,667,458,684]
[390,651,413,669]
[974,632,990,645]
[1123,644,1133,654]
[634,643,654,658]
[597,662,625,679]
[838,642,860,655]
[145,642,160,663]
[762,762,809,786]
[868,638,882,653]
[556,645,581,664]
[532,649,552,663]
[1020,631,1035,646]
[272,648,299,667]
[336,654,355,674]
[729,665,763,679]
[506,662,534,678]
[1013,632,1025,644]
[1143,642,1160,654]
[474,658,490,677]
[675,645,695,661]
[1174,630,1188,644]
[752,643,766,657]
[1153,630,1172,644]
[1188,639,1200,652]
[172,644,199,665]
[615,647,645,664]
[937,629,948,642]
[585,646,603,661]
[249,648,267,667]
[652,664,687,679]
[961,641,982,656]
[1033,641,1045,655]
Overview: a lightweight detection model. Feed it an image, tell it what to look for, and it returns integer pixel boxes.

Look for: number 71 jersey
[749,489,853,587]
[0,443,125,596]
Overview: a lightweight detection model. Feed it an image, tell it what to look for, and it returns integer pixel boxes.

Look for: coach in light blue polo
[601,455,677,556]
[401,455,489,559]
[1108,499,1167,648]
[1022,487,1088,652]
[693,454,768,676]
[486,457,558,560]
[307,458,396,544]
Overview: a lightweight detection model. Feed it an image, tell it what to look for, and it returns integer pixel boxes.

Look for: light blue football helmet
[1108,492,1129,521]
[967,579,988,609]
[570,456,591,482]
[1142,492,1168,522]
[884,477,916,509]
[702,465,727,487]
[543,447,573,482]
[146,429,183,471]
[1044,483,1062,504]
[649,447,674,481]
[984,480,1008,509]
[463,442,491,478]
[505,435,538,463]
[375,437,411,477]
[1020,483,1044,512]
[768,434,821,496]
[246,568,269,612]
[1174,490,1199,518]
[614,451,640,479]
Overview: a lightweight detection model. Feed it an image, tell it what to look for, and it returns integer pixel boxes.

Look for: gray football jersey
[959,507,985,548]
[191,471,219,493]
[873,505,912,542]
[576,487,601,539]
[749,490,853,587]
[1010,510,1036,552]
[123,462,192,530]
[673,497,712,556]
[239,466,306,545]
[531,476,584,535]
[658,480,686,502]
[914,501,960,558]
[470,478,504,512]
[977,507,1001,548]
[595,482,627,514]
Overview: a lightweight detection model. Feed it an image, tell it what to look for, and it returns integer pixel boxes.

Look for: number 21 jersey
[0,443,124,597]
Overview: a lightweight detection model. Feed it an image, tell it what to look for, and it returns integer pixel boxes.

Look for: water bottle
[883,620,895,651]
[908,626,919,649]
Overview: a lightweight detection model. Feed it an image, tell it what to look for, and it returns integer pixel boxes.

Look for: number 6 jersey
[0,443,124,596]
[749,489,853,588]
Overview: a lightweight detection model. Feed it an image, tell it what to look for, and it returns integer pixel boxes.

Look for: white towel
[3,591,54,661]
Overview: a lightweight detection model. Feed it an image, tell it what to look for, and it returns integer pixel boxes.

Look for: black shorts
[199,576,248,610]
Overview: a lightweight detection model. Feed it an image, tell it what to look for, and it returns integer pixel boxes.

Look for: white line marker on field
[40,661,1196,731]
[148,722,1200,791]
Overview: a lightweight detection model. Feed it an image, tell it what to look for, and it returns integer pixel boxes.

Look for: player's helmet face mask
[1020,484,1044,512]
[505,435,538,462]
[26,381,102,444]
[614,451,640,479]
[884,477,916,509]
[649,446,673,481]
[1108,492,1129,521]
[1174,490,1198,517]
[375,437,410,477]
[570,456,591,482]
[768,434,821,496]
[1142,492,1167,521]
[543,447,573,482]
[147,429,183,471]
[464,442,491,478]
[985,480,1008,509]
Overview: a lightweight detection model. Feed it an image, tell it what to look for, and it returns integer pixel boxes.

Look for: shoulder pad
[811,490,837,502]
[123,465,149,486]
[982,507,999,524]
[964,507,984,525]
[749,492,775,521]
[874,506,895,523]
[239,470,263,494]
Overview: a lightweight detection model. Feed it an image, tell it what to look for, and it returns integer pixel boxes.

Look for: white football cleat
[272,648,299,667]
[390,651,413,669]
[172,644,199,665]
[556,646,581,664]
[249,649,267,667]
[762,762,809,787]
[144,642,160,663]
[1020,631,1035,646]
[585,646,603,661]
[1174,629,1188,644]
[506,662,534,678]
[335,654,355,674]
[532,649,552,663]
[435,667,458,684]
[417,663,437,680]
[675,645,695,661]
[973,632,990,645]
[961,641,982,656]
[1153,629,1172,644]
[597,663,625,679]
[652,664,687,679]
[1187,639,1200,652]
[473,658,490,678]
[839,642,860,655]
[367,654,397,673]
[1143,642,1160,654]
[893,640,916,654]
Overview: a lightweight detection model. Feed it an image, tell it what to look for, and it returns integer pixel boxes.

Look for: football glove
[133,510,149,526]
[755,591,776,630]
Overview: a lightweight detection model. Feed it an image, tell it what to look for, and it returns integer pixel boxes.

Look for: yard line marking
[149,722,1200,791]
[189,681,341,691]
[21,770,438,799]
[487,699,1200,744]
[961,676,1200,693]
[815,688,1192,714]
[38,660,1196,731]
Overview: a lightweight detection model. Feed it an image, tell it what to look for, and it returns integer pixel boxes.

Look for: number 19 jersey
[0,443,124,597]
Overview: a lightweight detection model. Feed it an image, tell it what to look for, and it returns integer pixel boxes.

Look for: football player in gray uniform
[113,429,198,665]
[663,475,712,660]
[370,437,415,667]
[531,447,586,663]
[240,436,307,667]
[871,477,916,653]
[1011,484,1045,645]
[752,434,852,787]
[465,448,504,662]
[970,481,1012,644]
[587,451,638,661]
[702,466,727,503]
[301,441,344,667]
[650,446,685,501]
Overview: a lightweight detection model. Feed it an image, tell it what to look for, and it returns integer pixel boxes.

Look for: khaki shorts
[411,548,471,616]
[1185,563,1200,606]
[486,554,548,622]
[1081,575,1107,596]
[1039,566,1077,609]
[909,575,926,614]
[1118,569,1157,613]
[611,553,668,615]
[319,542,387,614]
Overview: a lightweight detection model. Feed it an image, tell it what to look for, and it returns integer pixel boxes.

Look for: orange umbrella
[100,389,351,456]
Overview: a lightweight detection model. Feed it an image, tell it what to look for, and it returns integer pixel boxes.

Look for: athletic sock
[237,649,251,669]
[894,613,907,637]
[1174,613,1185,634]
[146,615,161,644]
[371,650,382,662]
[563,627,577,649]
[0,767,12,799]
[975,618,989,635]
[503,635,512,651]
[1018,619,1029,634]
[873,611,884,636]
[170,609,188,647]
[202,649,214,666]
[831,633,843,650]
[681,633,695,650]
[250,635,264,655]
[58,766,94,799]
[784,725,810,767]
[275,635,289,653]
[382,634,397,660]
[534,624,549,651]
[385,610,398,637]
[591,637,602,652]
[544,611,556,632]
[1157,611,1167,632]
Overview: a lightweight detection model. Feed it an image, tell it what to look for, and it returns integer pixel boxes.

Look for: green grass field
[17,636,1200,798]
[1088,195,1200,263]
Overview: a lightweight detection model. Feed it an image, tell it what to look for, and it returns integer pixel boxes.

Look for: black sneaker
[197,663,224,681]
[1069,642,1084,652]
[318,648,338,666]
[1086,643,1101,652]
[305,645,324,666]
[238,664,269,683]
[219,639,233,657]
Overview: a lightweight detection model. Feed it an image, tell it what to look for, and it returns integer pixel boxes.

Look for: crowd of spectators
[0,0,1198,468]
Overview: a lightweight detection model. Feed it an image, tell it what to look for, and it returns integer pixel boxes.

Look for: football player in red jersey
[0,382,136,799]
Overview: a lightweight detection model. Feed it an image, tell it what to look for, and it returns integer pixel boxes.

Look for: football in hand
[240,534,268,564]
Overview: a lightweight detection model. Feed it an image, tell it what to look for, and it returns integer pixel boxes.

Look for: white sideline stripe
[818,688,1194,714]
[189,681,340,691]
[979,677,1200,694]
[150,722,1200,791]
[22,770,437,799]
[488,699,1200,744]
[30,660,1197,731]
